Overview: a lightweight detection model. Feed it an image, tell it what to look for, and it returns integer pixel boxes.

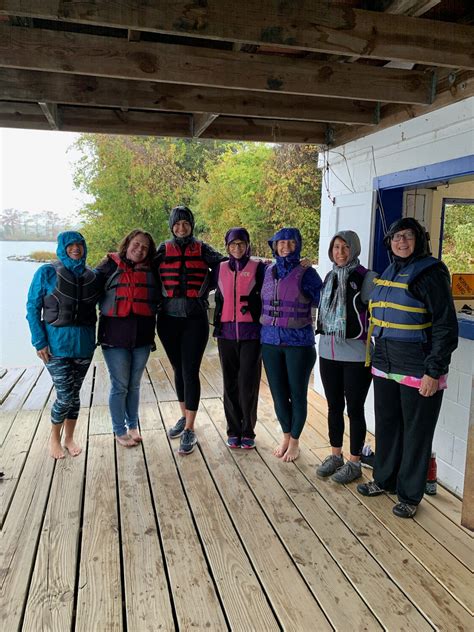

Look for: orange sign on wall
[452,274,474,300]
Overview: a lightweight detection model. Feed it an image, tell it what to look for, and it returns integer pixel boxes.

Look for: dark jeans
[218,338,261,439]
[45,356,92,425]
[262,344,316,439]
[157,313,209,411]
[373,376,444,506]
[319,357,372,456]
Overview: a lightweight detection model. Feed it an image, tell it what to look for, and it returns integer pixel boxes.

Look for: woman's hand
[419,374,439,397]
[37,346,51,364]
[300,257,312,268]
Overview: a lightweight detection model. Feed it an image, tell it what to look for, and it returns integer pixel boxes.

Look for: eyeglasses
[228,241,247,249]
[391,230,415,242]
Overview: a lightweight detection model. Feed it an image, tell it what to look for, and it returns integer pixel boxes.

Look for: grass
[29,250,57,261]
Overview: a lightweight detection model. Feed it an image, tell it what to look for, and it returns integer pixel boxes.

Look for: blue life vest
[369,257,439,343]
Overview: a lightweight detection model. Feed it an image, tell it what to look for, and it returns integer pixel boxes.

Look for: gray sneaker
[178,429,197,455]
[316,454,344,478]
[331,461,362,484]
[168,416,186,439]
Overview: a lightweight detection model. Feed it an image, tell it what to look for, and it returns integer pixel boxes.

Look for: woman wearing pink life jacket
[316,230,377,484]
[213,228,266,449]
[261,228,323,462]
[96,229,160,447]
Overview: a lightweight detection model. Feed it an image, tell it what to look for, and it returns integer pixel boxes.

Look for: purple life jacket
[260,264,312,329]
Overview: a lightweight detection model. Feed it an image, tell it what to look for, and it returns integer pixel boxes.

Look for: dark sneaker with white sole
[168,416,186,439]
[178,429,197,455]
[316,454,344,478]
[331,461,362,484]
[357,480,396,496]
[392,502,417,518]
[226,436,241,449]
[241,437,256,449]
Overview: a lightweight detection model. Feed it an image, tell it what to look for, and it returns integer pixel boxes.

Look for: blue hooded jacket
[261,227,322,347]
[26,231,97,358]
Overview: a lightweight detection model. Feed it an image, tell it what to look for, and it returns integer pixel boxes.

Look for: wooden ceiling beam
[0,68,379,126]
[0,102,330,143]
[0,25,433,105]
[192,113,219,137]
[0,0,472,69]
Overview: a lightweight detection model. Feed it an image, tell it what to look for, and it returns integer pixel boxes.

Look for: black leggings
[319,357,372,456]
[157,313,209,411]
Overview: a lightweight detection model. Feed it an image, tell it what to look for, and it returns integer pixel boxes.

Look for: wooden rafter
[38,101,59,130]
[0,68,379,126]
[0,0,472,69]
[192,113,219,137]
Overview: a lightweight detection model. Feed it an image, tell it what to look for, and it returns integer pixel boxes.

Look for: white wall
[315,97,474,496]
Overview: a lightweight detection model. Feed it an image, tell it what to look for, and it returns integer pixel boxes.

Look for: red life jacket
[218,259,260,323]
[100,253,159,318]
[159,240,209,298]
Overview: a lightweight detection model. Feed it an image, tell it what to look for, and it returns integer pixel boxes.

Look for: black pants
[319,357,372,456]
[262,344,316,439]
[157,313,209,411]
[218,338,261,439]
[373,376,443,506]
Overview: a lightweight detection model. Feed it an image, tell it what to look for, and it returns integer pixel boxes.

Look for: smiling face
[391,229,416,258]
[126,233,150,263]
[66,242,84,260]
[332,237,351,267]
[173,220,192,238]
[227,239,247,260]
[276,239,297,257]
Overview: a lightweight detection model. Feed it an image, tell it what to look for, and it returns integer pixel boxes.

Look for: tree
[441,203,474,274]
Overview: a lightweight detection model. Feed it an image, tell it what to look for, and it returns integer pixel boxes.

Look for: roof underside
[0,0,473,146]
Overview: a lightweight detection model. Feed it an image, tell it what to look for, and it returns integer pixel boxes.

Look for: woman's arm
[201,242,227,269]
[26,266,51,353]
[301,267,323,305]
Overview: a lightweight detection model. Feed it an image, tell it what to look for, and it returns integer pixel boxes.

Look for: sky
[0,128,90,219]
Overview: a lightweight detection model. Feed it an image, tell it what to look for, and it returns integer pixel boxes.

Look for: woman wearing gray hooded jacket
[316,230,377,484]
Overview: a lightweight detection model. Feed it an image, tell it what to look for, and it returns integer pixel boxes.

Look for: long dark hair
[118,229,157,263]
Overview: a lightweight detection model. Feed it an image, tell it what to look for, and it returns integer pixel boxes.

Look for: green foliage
[29,251,57,261]
[441,204,474,274]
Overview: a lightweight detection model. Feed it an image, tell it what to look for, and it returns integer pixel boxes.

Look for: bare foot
[50,438,65,460]
[273,438,290,458]
[116,434,138,448]
[282,438,300,462]
[128,428,142,442]
[64,439,82,457]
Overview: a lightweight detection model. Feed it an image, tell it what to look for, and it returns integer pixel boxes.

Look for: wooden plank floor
[1,355,472,631]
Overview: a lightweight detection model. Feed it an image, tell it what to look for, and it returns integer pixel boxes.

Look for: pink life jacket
[218,259,259,323]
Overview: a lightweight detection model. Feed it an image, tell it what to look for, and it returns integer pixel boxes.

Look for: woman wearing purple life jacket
[213,228,266,449]
[261,228,322,462]
[315,230,377,484]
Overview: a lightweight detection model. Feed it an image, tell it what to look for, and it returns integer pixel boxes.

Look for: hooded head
[268,227,302,277]
[384,217,430,260]
[169,205,195,235]
[56,231,87,276]
[225,227,251,271]
[328,230,361,266]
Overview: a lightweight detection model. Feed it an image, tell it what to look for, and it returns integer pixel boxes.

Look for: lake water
[0,240,218,368]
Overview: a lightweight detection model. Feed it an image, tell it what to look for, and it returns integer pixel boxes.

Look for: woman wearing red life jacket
[156,206,225,455]
[213,228,266,449]
[97,229,160,447]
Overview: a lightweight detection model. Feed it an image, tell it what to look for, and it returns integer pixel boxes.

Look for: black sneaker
[360,452,375,469]
[178,429,197,455]
[392,502,417,518]
[357,480,387,497]
[168,416,186,439]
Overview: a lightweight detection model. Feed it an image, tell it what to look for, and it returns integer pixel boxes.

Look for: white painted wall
[315,97,474,496]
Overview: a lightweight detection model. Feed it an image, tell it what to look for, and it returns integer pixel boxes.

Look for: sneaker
[316,454,344,478]
[331,461,362,484]
[168,416,186,439]
[357,480,395,497]
[226,436,241,449]
[360,452,375,469]
[392,502,417,518]
[178,429,197,455]
[241,437,256,450]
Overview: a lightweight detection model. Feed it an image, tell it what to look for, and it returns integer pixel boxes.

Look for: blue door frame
[372,155,474,273]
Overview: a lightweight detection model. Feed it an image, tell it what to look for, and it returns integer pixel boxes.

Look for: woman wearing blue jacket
[261,228,322,462]
[26,231,101,459]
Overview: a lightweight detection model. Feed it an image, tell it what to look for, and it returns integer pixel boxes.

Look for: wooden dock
[1,355,473,631]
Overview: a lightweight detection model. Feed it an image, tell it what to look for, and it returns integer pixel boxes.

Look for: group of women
[27,209,457,519]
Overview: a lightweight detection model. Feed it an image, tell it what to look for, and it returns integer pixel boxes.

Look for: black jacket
[372,258,458,379]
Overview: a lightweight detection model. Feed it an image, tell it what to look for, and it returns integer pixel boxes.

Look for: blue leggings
[262,344,316,439]
[45,356,92,425]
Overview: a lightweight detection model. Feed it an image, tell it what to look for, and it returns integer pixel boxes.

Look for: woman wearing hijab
[213,227,266,449]
[96,229,160,447]
[26,231,101,459]
[316,230,377,484]
[156,206,225,455]
[357,217,458,518]
[260,227,322,462]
